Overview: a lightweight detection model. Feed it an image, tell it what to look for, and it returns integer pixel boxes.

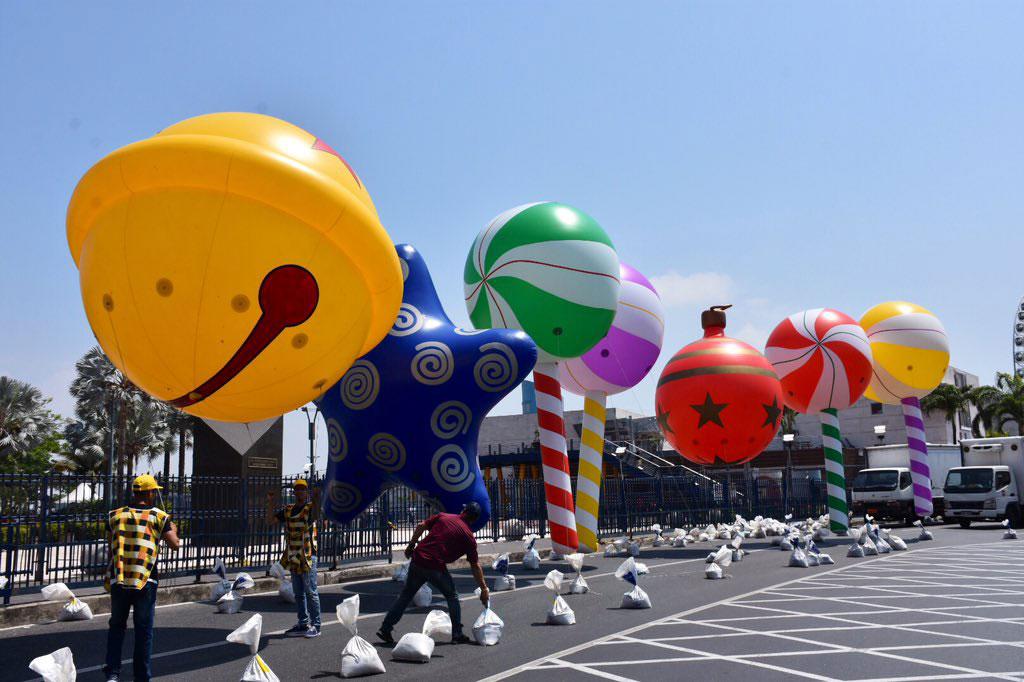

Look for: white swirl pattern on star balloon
[367,433,406,471]
[327,418,347,462]
[431,444,475,492]
[474,342,518,393]
[327,480,362,514]
[339,359,380,411]
[411,341,454,385]
[430,401,472,440]
[389,303,425,337]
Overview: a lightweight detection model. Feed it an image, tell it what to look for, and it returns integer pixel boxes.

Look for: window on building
[870,402,883,415]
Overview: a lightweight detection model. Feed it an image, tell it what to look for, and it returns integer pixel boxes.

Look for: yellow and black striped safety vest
[281,503,316,573]
[106,506,169,591]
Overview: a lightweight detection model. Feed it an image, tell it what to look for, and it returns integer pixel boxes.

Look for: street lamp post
[874,424,886,445]
[783,433,794,512]
[301,405,321,481]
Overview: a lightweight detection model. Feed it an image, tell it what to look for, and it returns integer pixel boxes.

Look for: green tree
[781,406,800,436]
[54,419,106,476]
[921,383,972,443]
[69,347,171,477]
[0,376,60,472]
[969,373,1024,437]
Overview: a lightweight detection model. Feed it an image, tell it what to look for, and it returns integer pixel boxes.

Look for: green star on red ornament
[690,392,727,429]
[656,404,674,435]
[762,397,782,429]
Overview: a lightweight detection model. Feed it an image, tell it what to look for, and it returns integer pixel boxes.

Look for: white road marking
[480,541,1024,682]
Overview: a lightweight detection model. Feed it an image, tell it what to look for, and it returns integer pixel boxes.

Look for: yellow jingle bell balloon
[860,301,950,404]
[67,112,403,422]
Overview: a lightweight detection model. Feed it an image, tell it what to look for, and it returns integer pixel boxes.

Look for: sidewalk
[0,536,557,628]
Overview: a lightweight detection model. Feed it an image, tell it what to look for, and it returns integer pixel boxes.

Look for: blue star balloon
[319,244,537,530]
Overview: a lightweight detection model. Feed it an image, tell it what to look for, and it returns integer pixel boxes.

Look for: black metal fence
[0,471,827,602]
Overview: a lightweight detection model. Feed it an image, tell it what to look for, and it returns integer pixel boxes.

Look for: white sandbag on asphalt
[847,542,865,557]
[227,614,281,682]
[412,583,432,608]
[888,534,908,551]
[780,537,793,551]
[628,542,640,557]
[28,647,76,682]
[672,535,688,548]
[210,558,232,602]
[914,519,933,541]
[392,612,441,665]
[338,595,385,677]
[473,605,504,646]
[635,562,649,576]
[491,553,516,591]
[705,563,724,579]
[217,590,244,614]
[423,609,452,641]
[522,535,541,570]
[705,544,733,580]
[217,573,255,613]
[270,562,294,603]
[41,583,93,622]
[789,545,810,568]
[616,557,652,608]
[566,553,589,594]
[393,560,410,583]
[651,524,663,547]
[544,570,576,625]
[1003,520,1017,539]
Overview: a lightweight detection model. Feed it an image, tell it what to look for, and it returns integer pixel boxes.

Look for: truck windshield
[852,470,898,492]
[944,469,993,493]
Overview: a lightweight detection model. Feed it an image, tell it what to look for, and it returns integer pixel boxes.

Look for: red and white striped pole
[533,362,578,554]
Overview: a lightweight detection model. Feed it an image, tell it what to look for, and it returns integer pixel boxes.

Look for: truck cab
[944,437,1024,528]
[851,467,916,525]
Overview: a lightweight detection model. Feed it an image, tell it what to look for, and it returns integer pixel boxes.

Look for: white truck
[944,436,1024,529]
[851,444,962,525]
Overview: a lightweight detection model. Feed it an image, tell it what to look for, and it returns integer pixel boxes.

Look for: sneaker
[106,676,119,682]
[451,633,471,645]
[375,628,395,644]
[285,623,307,635]
[304,625,321,638]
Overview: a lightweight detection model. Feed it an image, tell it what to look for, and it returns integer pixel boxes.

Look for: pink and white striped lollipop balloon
[562,263,665,397]
[764,308,873,413]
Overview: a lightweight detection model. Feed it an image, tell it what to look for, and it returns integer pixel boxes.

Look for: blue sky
[2,3,1021,475]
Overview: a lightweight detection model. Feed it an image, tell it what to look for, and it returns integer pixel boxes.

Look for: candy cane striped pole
[575,390,607,553]
[533,362,578,554]
[820,408,849,533]
[901,397,933,517]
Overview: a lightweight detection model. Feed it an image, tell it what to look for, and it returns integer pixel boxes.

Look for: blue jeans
[292,555,321,628]
[381,561,462,635]
[104,582,157,681]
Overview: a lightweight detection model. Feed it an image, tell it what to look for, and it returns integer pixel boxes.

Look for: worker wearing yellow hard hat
[266,478,322,638]
[104,474,180,682]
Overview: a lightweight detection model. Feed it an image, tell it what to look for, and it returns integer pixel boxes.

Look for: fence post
[537,479,547,540]
[380,492,391,558]
[238,478,248,564]
[35,474,50,583]
[619,475,628,535]
[656,477,666,529]
[490,479,500,543]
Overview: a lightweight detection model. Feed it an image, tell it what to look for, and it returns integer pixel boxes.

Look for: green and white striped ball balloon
[464,202,620,363]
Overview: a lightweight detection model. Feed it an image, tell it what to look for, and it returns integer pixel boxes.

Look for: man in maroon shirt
[377,502,489,644]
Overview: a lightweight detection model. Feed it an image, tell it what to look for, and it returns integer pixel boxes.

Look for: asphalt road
[5,524,1021,682]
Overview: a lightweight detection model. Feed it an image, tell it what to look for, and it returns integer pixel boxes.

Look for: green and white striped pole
[820,408,848,533]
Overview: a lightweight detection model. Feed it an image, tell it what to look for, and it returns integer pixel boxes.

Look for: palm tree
[0,376,57,461]
[781,407,799,436]
[69,347,142,478]
[164,407,194,484]
[121,399,170,473]
[970,373,1024,437]
[921,383,972,443]
[55,419,107,476]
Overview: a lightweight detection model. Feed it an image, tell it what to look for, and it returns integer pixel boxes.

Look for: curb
[0,547,553,628]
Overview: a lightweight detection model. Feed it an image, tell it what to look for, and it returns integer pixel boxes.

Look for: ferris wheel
[1015,296,1024,377]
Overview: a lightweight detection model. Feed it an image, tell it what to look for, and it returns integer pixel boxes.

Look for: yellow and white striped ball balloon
[860,302,950,405]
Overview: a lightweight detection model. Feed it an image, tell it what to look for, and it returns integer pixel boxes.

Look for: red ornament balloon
[655,306,783,465]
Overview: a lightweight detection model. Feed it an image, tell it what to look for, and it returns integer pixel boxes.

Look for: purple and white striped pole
[901,397,933,517]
